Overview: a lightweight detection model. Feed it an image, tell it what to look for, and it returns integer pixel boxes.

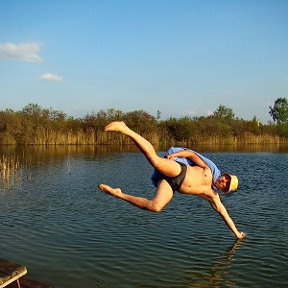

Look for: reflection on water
[0,155,23,189]
[186,240,242,288]
[0,143,287,188]
[0,145,141,191]
[137,239,244,288]
[189,143,288,153]
[1,142,288,158]
[1,143,287,191]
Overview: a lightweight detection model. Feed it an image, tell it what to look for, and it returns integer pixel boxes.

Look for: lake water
[0,145,287,288]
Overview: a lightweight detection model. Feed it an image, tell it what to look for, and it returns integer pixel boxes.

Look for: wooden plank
[0,259,27,288]
[0,270,26,287]
[7,277,53,288]
[0,260,52,288]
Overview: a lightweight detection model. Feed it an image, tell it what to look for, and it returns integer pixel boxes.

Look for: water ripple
[0,151,288,287]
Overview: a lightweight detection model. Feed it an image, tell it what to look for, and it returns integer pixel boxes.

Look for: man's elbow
[210,201,222,214]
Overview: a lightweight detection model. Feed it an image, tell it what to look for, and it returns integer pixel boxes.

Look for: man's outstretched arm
[209,194,245,239]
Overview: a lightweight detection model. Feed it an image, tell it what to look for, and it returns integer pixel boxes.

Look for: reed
[0,155,21,189]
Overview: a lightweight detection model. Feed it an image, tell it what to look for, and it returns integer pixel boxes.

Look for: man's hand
[165,154,174,160]
[237,231,246,239]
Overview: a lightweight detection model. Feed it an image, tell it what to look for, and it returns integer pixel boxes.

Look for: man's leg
[98,179,173,212]
[104,121,181,178]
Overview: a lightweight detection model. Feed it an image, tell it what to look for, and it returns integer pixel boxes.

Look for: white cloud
[206,109,214,116]
[0,42,42,63]
[39,72,63,81]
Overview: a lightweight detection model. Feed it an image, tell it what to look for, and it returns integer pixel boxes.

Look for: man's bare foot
[104,121,128,133]
[98,184,123,198]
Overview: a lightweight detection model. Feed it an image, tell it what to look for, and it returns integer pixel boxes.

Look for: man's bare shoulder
[187,164,211,174]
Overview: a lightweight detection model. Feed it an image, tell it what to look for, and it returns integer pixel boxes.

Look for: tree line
[0,99,287,145]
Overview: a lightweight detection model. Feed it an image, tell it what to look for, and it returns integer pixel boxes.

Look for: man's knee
[150,156,164,170]
[148,202,164,213]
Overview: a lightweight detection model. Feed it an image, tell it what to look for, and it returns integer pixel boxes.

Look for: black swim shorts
[162,162,187,192]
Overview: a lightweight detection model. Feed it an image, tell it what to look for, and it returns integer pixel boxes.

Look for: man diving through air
[98,121,245,239]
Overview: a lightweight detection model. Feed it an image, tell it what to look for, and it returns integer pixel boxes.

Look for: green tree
[212,105,235,120]
[164,117,196,143]
[156,110,161,120]
[269,98,288,124]
[124,110,157,134]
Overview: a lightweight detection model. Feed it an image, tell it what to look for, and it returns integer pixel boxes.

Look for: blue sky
[0,0,287,123]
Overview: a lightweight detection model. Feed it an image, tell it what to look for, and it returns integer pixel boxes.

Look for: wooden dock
[0,259,52,288]
[6,277,52,288]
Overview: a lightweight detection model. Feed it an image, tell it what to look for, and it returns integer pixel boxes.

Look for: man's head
[215,173,239,194]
